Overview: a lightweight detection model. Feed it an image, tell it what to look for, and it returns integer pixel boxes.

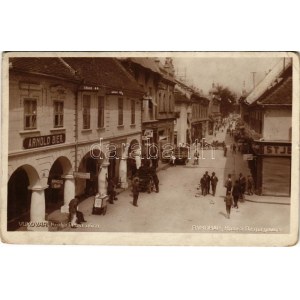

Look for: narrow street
[65,126,290,233]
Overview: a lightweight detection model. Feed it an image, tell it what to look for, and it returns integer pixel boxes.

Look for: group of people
[223,173,254,219]
[67,165,160,227]
[199,171,219,197]
[131,164,160,207]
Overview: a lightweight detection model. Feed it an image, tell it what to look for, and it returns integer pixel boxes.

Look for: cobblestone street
[65,128,290,233]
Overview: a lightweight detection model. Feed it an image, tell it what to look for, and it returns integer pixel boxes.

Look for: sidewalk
[222,125,290,205]
[189,125,290,205]
[47,158,172,230]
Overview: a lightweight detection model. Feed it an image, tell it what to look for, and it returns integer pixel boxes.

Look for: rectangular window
[54,101,64,128]
[98,96,105,128]
[131,99,135,124]
[158,93,162,112]
[82,95,91,129]
[118,97,123,125]
[24,99,37,130]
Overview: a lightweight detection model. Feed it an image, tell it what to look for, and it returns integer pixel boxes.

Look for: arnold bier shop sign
[23,133,65,149]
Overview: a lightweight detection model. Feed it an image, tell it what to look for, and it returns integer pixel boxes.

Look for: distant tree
[212,85,237,117]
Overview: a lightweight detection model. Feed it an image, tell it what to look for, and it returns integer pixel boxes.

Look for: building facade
[239,59,292,197]
[7,57,143,231]
[174,81,193,146]
[190,93,210,143]
[121,57,176,162]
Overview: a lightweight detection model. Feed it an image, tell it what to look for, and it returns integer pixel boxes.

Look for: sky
[173,57,283,96]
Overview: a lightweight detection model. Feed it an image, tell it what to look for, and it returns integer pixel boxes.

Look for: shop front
[252,141,291,197]
[191,122,202,143]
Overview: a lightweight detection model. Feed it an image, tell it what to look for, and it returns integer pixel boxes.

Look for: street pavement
[62,125,290,233]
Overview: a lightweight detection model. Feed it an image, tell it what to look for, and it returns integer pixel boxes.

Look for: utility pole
[251,72,256,89]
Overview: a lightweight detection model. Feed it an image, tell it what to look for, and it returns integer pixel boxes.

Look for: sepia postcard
[0,51,299,246]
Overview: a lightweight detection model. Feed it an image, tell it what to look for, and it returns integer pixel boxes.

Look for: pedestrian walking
[107,176,118,204]
[193,151,199,165]
[200,175,207,196]
[223,144,227,157]
[238,173,246,200]
[151,166,159,193]
[224,191,233,219]
[225,174,233,194]
[132,177,140,207]
[170,154,176,167]
[232,143,237,154]
[247,175,254,195]
[211,172,219,196]
[205,171,211,194]
[232,180,240,209]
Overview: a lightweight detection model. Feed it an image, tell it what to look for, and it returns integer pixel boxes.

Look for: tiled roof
[174,90,190,103]
[9,57,80,81]
[244,58,292,105]
[63,57,144,93]
[259,76,292,105]
[129,57,161,75]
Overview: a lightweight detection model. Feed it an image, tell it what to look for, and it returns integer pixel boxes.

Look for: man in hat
[211,172,219,196]
[132,177,140,207]
[238,173,246,200]
[225,174,233,194]
[205,171,211,195]
[107,176,118,204]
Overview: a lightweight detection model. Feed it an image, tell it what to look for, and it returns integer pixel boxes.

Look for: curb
[244,198,290,206]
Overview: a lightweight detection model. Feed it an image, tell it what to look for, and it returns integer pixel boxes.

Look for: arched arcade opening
[7,164,40,231]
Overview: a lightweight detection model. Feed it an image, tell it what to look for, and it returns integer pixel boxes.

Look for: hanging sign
[73,172,90,179]
[51,179,64,189]
[144,129,153,138]
[243,154,253,161]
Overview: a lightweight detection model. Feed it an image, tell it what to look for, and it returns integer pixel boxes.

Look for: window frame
[131,99,136,125]
[53,100,64,128]
[82,94,91,129]
[24,98,37,130]
[97,96,105,128]
[118,97,124,126]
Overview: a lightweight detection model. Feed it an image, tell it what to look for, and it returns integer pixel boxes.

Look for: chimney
[164,57,175,76]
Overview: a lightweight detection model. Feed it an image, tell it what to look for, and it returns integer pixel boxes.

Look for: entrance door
[262,157,291,196]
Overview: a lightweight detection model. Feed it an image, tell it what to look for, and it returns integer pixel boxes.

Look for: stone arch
[127,139,142,178]
[77,149,105,196]
[7,164,41,231]
[45,156,74,214]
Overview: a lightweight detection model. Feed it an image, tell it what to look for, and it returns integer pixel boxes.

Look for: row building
[239,58,292,197]
[7,57,144,230]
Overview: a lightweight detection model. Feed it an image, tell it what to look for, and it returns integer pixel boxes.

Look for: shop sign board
[73,172,90,179]
[51,179,64,189]
[23,134,65,149]
[263,145,291,156]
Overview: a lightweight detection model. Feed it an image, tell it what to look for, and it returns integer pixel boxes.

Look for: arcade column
[98,160,109,196]
[119,156,128,188]
[28,185,48,231]
[61,174,75,213]
[135,149,142,170]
